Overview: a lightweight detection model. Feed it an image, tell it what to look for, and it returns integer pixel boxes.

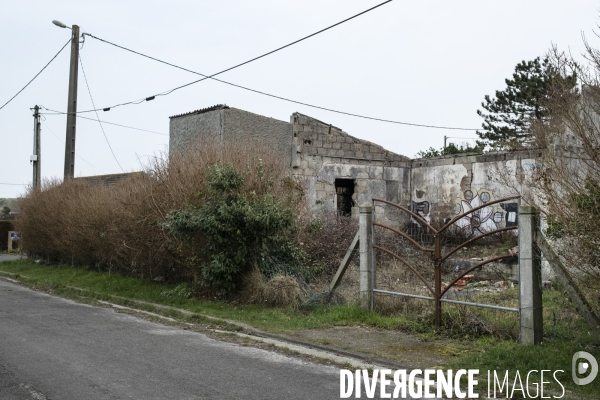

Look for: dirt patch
[289,326,461,369]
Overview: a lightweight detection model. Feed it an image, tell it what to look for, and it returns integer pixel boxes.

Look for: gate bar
[373,289,519,312]
[440,298,519,313]
[373,289,434,301]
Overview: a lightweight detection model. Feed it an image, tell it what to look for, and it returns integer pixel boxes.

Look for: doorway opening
[335,179,355,216]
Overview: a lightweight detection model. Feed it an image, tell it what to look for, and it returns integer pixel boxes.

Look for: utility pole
[443,135,447,153]
[32,105,41,190]
[63,24,80,180]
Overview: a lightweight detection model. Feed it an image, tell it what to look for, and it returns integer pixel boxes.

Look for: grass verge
[0,259,412,332]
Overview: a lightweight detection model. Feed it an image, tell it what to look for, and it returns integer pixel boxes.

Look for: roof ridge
[169,104,229,119]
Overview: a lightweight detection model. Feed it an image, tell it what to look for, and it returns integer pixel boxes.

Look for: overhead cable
[0,39,71,111]
[81,8,478,131]
[79,54,125,172]
[40,108,168,136]
[84,35,479,131]
[41,121,105,173]
[67,1,395,113]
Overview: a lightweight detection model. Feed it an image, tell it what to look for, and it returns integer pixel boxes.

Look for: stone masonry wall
[291,112,411,221]
[169,105,224,156]
[169,105,292,165]
[222,107,293,166]
[169,106,546,234]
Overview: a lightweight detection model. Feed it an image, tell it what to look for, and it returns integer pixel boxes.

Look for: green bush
[162,163,305,295]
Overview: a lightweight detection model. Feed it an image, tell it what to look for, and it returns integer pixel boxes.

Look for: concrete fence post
[518,205,543,345]
[359,202,374,310]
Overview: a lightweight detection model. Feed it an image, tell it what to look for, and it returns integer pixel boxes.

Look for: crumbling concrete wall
[411,150,543,233]
[169,105,547,234]
[290,113,411,221]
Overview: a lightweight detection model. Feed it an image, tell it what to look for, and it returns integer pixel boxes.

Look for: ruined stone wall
[291,113,411,221]
[169,106,548,233]
[410,150,543,232]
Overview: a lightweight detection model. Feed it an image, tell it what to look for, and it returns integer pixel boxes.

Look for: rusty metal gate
[371,196,521,326]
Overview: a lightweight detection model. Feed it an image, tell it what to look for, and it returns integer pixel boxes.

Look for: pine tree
[476,57,576,150]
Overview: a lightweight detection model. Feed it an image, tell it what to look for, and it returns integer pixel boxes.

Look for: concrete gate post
[359,202,374,310]
[518,205,543,345]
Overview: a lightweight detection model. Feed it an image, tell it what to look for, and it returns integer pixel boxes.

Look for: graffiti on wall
[411,201,431,225]
[453,188,518,236]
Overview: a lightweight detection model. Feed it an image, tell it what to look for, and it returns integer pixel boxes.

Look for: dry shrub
[240,269,304,308]
[16,137,296,284]
[296,210,358,279]
[492,44,600,323]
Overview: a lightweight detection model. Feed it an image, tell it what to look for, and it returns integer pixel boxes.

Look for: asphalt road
[0,279,350,400]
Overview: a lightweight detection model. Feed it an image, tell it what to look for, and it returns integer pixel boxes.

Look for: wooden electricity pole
[63,24,80,180]
[32,105,41,190]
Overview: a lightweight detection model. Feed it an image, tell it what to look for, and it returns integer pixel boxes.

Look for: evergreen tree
[415,142,483,159]
[476,57,576,149]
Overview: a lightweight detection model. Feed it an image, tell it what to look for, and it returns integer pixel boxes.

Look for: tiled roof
[169,104,229,119]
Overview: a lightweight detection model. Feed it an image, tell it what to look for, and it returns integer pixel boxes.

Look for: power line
[0,39,71,111]
[80,9,478,131]
[67,1,395,113]
[40,109,167,135]
[79,54,125,172]
[85,36,479,131]
[0,182,27,186]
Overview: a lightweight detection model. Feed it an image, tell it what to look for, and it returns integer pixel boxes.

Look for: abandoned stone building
[169,104,537,233]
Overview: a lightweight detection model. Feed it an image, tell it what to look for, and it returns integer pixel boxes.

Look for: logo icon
[572,351,598,385]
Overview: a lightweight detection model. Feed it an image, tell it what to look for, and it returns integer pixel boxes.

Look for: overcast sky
[1,0,599,198]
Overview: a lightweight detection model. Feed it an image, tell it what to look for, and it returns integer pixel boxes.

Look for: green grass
[0,259,413,332]
[442,286,600,398]
[448,337,600,398]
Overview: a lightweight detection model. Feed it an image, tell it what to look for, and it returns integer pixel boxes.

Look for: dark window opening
[304,140,312,145]
[335,179,355,216]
